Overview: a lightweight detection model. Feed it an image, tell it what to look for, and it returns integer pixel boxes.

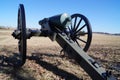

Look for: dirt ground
[0,29,120,80]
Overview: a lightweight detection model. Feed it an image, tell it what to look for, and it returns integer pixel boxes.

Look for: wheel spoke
[68,26,71,31]
[75,18,82,31]
[75,24,86,34]
[70,22,73,30]
[77,37,87,43]
[75,39,81,47]
[73,17,77,30]
[77,32,88,36]
[80,24,86,30]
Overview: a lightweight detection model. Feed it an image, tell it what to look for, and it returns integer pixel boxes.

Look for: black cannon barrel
[39,13,71,32]
[48,13,71,31]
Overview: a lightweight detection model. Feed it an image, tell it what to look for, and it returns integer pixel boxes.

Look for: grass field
[0,29,120,80]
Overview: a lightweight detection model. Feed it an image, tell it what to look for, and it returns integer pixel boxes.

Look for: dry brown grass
[91,33,120,46]
[0,29,120,80]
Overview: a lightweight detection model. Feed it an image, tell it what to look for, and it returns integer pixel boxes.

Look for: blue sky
[0,0,120,33]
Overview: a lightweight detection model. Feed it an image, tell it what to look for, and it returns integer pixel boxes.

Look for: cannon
[12,4,116,80]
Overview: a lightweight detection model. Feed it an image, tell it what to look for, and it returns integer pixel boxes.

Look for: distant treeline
[0,26,5,29]
[0,26,8,28]
[0,26,14,29]
[0,26,120,36]
[93,32,120,36]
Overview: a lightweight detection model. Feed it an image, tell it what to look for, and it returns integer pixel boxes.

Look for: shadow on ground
[0,53,36,80]
[0,52,119,80]
[0,52,82,80]
[27,53,82,80]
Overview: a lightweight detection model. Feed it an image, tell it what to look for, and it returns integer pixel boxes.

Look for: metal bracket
[12,30,21,39]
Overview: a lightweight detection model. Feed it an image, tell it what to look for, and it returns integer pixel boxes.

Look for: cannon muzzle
[49,13,71,31]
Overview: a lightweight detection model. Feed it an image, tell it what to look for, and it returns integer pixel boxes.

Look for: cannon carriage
[11,4,116,80]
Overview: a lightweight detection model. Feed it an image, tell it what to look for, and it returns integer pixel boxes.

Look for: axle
[12,28,48,39]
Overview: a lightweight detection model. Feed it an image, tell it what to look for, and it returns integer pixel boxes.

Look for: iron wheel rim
[67,14,92,52]
[17,4,26,66]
